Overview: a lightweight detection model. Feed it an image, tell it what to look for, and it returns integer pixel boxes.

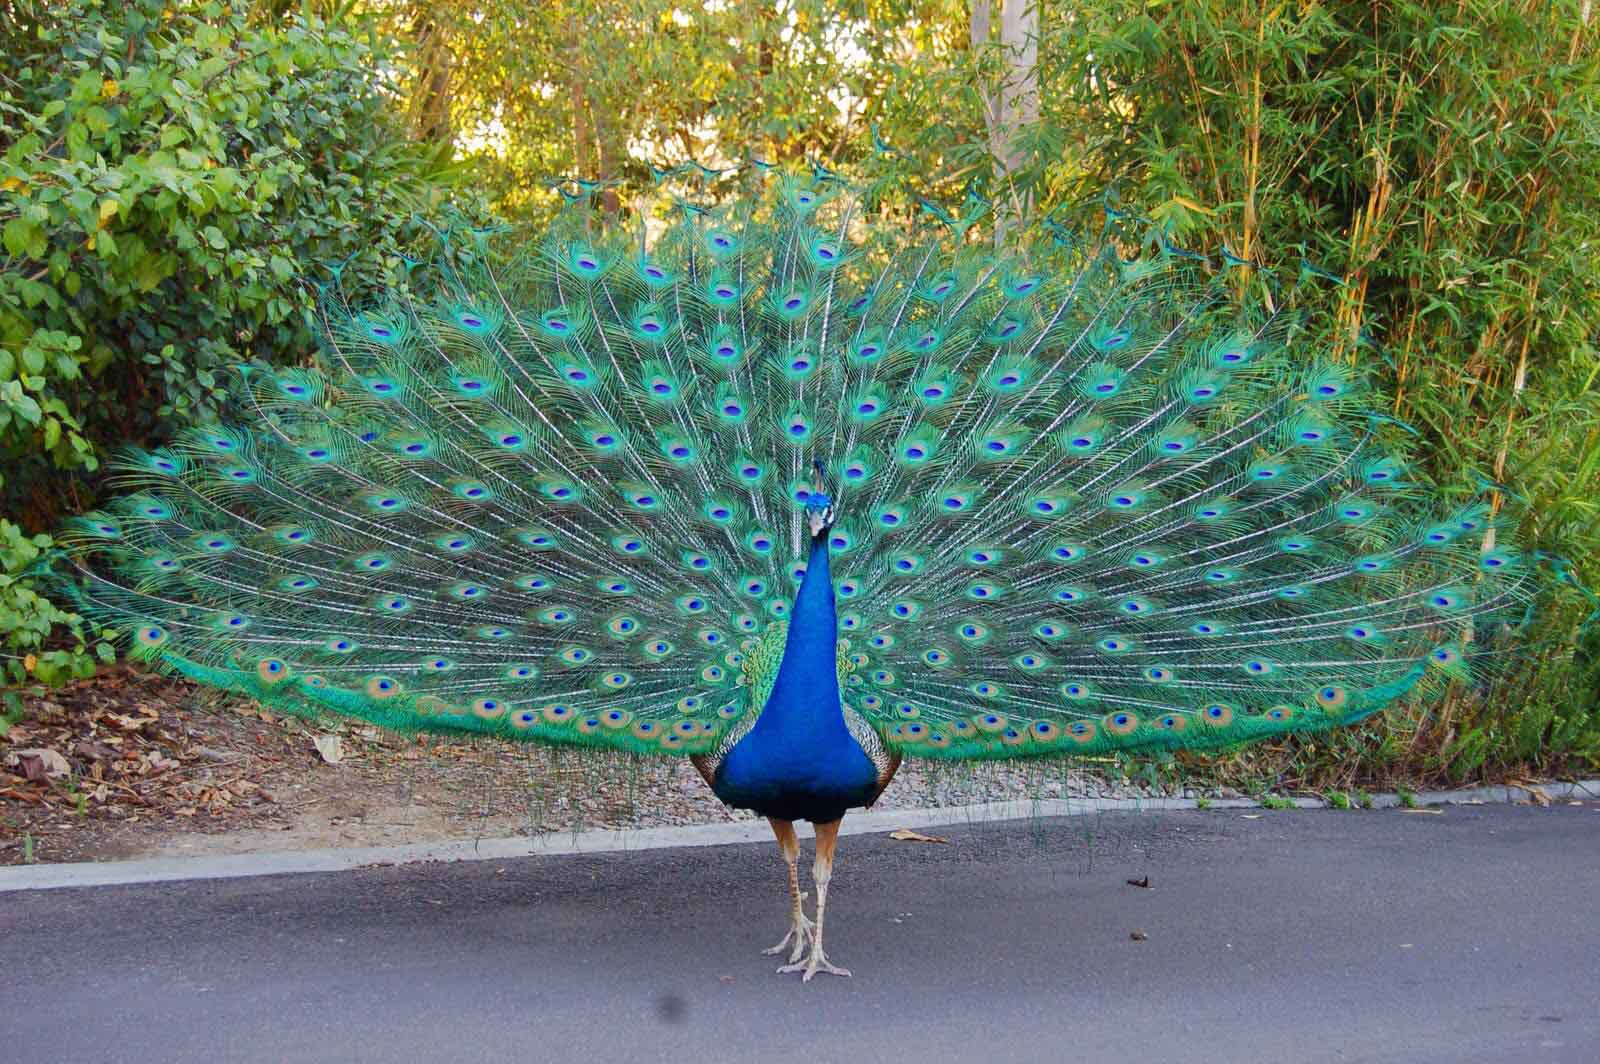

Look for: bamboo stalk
[1240,0,1267,265]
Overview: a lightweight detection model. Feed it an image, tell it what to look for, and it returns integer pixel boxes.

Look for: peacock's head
[805,459,836,541]
[805,491,836,541]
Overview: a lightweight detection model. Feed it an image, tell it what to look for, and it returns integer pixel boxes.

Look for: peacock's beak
[807,508,833,539]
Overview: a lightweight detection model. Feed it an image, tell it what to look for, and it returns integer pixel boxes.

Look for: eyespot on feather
[365,675,401,699]
[256,658,290,685]
[1104,711,1139,736]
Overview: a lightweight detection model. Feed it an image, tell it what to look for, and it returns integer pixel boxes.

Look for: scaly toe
[808,957,851,980]
[762,916,815,957]
[778,952,851,980]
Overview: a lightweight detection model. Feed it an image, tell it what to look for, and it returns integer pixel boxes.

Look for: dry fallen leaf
[888,828,949,844]
[1501,779,1551,806]
[312,734,344,764]
[11,748,71,780]
[74,739,117,762]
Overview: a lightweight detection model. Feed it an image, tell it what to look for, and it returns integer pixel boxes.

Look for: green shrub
[0,518,109,692]
[0,0,483,525]
[1035,0,1600,775]
[0,0,483,684]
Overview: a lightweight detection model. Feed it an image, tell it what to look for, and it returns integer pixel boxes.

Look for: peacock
[57,171,1535,981]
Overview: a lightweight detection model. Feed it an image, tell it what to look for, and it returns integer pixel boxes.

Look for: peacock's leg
[763,817,814,962]
[778,817,851,980]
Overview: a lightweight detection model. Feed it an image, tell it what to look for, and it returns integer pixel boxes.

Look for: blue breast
[711,534,879,823]
[714,724,878,824]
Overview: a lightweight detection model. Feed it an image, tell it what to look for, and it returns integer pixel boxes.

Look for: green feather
[52,171,1539,768]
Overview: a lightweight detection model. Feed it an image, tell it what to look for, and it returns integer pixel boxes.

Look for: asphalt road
[3,803,1597,1064]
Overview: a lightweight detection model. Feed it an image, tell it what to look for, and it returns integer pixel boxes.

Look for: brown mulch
[0,668,633,866]
[2,669,289,861]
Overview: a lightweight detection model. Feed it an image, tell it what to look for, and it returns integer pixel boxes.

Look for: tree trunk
[760,18,778,161]
[970,0,993,50]
[997,0,1039,178]
[994,0,1038,242]
[408,5,453,144]
[566,15,595,175]
[595,124,623,214]
[971,0,998,161]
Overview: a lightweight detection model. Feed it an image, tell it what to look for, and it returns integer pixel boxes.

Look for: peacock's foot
[776,947,851,982]
[761,923,813,963]
[761,895,814,962]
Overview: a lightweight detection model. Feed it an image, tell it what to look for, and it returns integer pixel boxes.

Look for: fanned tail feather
[57,173,1537,761]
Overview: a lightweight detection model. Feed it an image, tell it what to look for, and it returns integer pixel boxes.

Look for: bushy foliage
[1036,0,1600,769]
[376,0,968,215]
[0,0,477,517]
[0,518,108,685]
[0,0,483,678]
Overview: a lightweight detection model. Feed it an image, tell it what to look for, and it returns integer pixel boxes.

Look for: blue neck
[709,527,880,821]
[755,533,844,737]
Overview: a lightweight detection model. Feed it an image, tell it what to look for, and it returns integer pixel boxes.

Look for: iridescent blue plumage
[711,531,885,824]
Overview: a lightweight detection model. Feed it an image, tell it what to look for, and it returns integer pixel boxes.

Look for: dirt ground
[0,669,744,866]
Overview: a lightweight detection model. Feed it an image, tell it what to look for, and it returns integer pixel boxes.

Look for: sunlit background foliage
[2,0,1595,780]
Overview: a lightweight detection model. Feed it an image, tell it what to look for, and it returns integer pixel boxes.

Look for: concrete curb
[3,778,1596,893]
